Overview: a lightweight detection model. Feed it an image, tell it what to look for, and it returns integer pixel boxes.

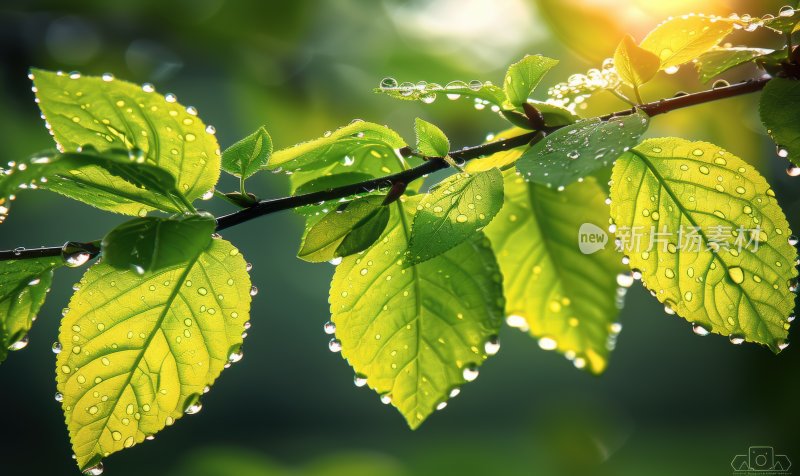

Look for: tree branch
[0,76,771,262]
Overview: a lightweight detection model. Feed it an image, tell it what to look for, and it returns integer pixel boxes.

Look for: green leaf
[516,110,649,189]
[56,237,251,471]
[694,47,773,83]
[760,77,800,168]
[526,100,580,127]
[609,138,797,351]
[613,34,660,87]
[267,121,406,172]
[0,148,190,221]
[763,13,800,33]
[407,169,504,264]
[221,126,272,179]
[414,118,449,157]
[503,55,559,107]
[0,257,61,364]
[330,196,504,429]
[485,172,624,374]
[101,212,216,274]
[31,69,220,215]
[639,16,734,69]
[376,79,507,108]
[298,196,390,263]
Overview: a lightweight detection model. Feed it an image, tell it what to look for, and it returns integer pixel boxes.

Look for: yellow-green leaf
[466,128,530,172]
[694,47,773,83]
[485,172,624,374]
[330,196,504,429]
[221,126,272,179]
[609,138,797,351]
[0,257,61,364]
[503,55,559,107]
[613,34,660,88]
[414,118,449,157]
[31,69,220,215]
[640,16,734,70]
[56,238,251,471]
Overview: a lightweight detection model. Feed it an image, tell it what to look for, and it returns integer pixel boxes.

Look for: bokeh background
[1,1,798,475]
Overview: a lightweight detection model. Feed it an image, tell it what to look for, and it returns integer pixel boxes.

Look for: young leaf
[485,172,624,374]
[298,196,390,263]
[760,77,800,168]
[694,47,773,83]
[525,100,580,127]
[613,34,660,88]
[609,138,797,351]
[330,196,504,429]
[414,118,449,157]
[377,79,507,108]
[516,110,649,189]
[267,121,406,172]
[56,237,251,472]
[0,257,61,364]
[31,69,220,215]
[407,169,504,264]
[639,16,734,69]
[101,212,216,274]
[221,126,272,179]
[503,55,559,107]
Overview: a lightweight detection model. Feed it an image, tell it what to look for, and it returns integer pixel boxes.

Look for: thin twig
[0,76,771,262]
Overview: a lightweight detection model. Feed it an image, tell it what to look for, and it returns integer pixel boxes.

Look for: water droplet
[184,400,203,415]
[380,393,392,404]
[436,401,447,411]
[84,462,104,475]
[54,392,63,403]
[101,73,114,82]
[323,321,336,334]
[328,339,342,352]
[776,339,790,351]
[777,146,789,158]
[692,323,711,336]
[354,374,367,387]
[455,214,468,223]
[779,5,795,17]
[228,349,243,363]
[729,334,745,345]
[205,125,216,134]
[484,335,500,355]
[727,266,744,284]
[616,272,634,288]
[538,336,557,350]
[8,336,29,351]
[631,268,642,280]
[380,77,398,89]
[462,364,479,381]
[52,341,62,354]
[788,235,798,246]
[329,257,343,266]
[250,286,258,296]
[62,242,92,267]
[664,65,679,75]
[468,80,483,91]
[567,151,580,160]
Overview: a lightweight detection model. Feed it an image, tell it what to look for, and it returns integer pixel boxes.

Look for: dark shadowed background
[0,1,798,475]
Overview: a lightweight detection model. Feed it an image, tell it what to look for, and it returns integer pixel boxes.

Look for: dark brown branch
[0,76,771,262]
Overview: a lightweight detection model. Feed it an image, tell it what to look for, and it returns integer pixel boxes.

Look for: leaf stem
[0,76,772,262]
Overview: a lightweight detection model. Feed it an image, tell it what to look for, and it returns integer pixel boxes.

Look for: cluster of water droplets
[725,6,796,33]
[378,77,500,111]
[546,58,621,112]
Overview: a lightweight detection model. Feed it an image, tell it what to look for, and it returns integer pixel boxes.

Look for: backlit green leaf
[414,118,449,157]
[760,77,800,168]
[101,212,216,274]
[298,196,390,263]
[516,110,649,189]
[466,128,531,172]
[640,16,734,69]
[503,55,559,107]
[526,100,580,127]
[31,69,220,215]
[694,47,773,83]
[485,172,624,374]
[763,13,800,33]
[267,121,405,172]
[613,34,660,88]
[407,169,504,264]
[0,257,61,364]
[1,148,187,221]
[221,126,272,179]
[609,138,797,351]
[330,196,504,429]
[56,238,251,471]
